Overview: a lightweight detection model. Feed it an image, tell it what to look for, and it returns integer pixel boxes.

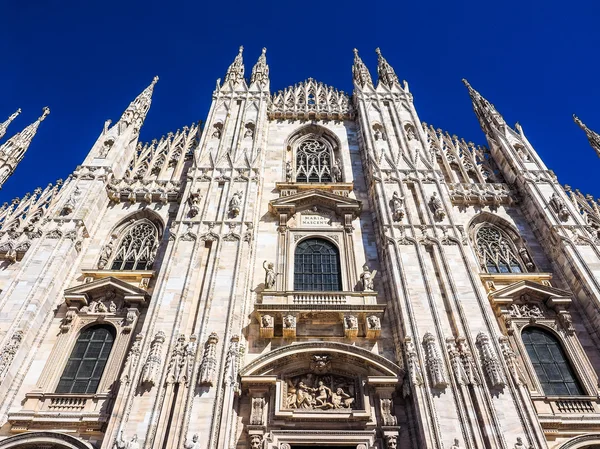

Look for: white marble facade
[0,47,600,449]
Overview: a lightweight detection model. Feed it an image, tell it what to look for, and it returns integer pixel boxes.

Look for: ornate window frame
[7,277,147,433]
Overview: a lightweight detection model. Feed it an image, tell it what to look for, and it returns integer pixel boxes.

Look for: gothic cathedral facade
[1,47,600,449]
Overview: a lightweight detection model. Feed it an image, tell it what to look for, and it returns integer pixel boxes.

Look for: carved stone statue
[284,373,355,410]
[549,193,569,221]
[518,247,535,271]
[360,264,377,291]
[283,315,296,329]
[374,128,383,141]
[385,435,397,449]
[261,314,273,328]
[389,191,405,222]
[98,241,113,269]
[249,435,263,449]
[367,315,381,330]
[244,127,254,139]
[285,161,293,182]
[113,431,139,449]
[183,433,201,449]
[263,261,278,289]
[345,315,358,329]
[331,158,342,182]
[229,191,243,217]
[429,192,445,220]
[451,438,460,449]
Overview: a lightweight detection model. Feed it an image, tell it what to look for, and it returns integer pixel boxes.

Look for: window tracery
[109,220,159,271]
[475,224,523,273]
[295,138,333,183]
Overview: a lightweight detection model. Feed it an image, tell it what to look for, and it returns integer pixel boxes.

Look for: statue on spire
[250,48,269,86]
[574,115,600,158]
[352,49,373,88]
[375,48,399,88]
[0,109,22,141]
[224,46,245,85]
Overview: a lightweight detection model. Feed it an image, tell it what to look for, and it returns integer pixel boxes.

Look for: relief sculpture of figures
[284,373,355,410]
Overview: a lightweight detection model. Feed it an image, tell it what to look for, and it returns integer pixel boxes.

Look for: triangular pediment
[64,276,149,306]
[489,280,571,309]
[269,189,362,217]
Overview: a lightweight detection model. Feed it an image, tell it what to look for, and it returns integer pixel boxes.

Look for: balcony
[8,392,112,432]
[532,396,600,434]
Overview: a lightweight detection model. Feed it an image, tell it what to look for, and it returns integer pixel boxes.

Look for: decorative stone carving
[250,397,265,425]
[344,314,358,339]
[403,336,423,396]
[310,354,331,373]
[283,314,296,338]
[121,334,143,385]
[60,307,78,332]
[140,331,166,388]
[167,334,188,385]
[558,311,575,334]
[509,304,544,319]
[260,314,274,339]
[429,192,446,221]
[188,188,202,218]
[451,438,460,449]
[518,247,536,272]
[285,161,293,182]
[389,191,405,222]
[549,193,569,221]
[331,158,342,182]
[229,190,243,217]
[263,260,278,290]
[183,433,201,449]
[498,336,527,386]
[385,435,397,449]
[98,238,115,269]
[380,397,397,426]
[360,264,376,291]
[198,332,219,387]
[284,373,356,410]
[249,435,263,449]
[366,315,381,339]
[113,431,139,449]
[224,335,242,391]
[447,337,480,386]
[476,332,506,388]
[0,330,23,384]
[423,332,448,389]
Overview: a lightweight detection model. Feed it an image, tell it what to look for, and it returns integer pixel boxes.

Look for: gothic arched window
[295,138,332,183]
[294,238,342,291]
[111,220,158,271]
[522,327,583,396]
[475,225,523,273]
[56,325,115,394]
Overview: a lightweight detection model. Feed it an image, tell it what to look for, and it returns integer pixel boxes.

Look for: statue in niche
[113,432,139,449]
[284,373,356,410]
[360,264,377,291]
[549,193,569,221]
[285,161,293,182]
[183,434,201,449]
[99,138,114,157]
[212,125,222,139]
[389,191,405,222]
[263,261,278,289]
[228,190,243,217]
[451,439,460,449]
[244,126,254,139]
[405,124,417,141]
[331,158,342,182]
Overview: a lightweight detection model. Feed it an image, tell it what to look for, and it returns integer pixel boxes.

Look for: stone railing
[555,398,596,414]
[260,291,380,308]
[292,292,347,304]
[532,396,600,432]
[8,392,112,432]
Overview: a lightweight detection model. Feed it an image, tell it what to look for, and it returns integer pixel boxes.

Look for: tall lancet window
[475,224,523,273]
[296,138,332,183]
[111,220,159,271]
[56,325,115,394]
[294,238,342,291]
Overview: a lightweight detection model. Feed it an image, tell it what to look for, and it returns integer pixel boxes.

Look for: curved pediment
[240,341,402,378]
[0,431,94,449]
[269,78,354,120]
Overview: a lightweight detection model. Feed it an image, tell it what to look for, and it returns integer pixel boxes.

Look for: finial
[261,47,266,54]
[462,78,471,88]
[573,114,600,158]
[375,47,381,55]
[39,107,50,121]
[353,48,358,55]
[573,114,585,129]
[151,76,159,86]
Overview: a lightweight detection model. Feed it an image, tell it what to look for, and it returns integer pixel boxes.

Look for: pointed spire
[250,47,269,86]
[224,46,245,85]
[461,79,505,134]
[0,109,21,141]
[0,107,49,188]
[352,49,373,88]
[574,115,600,158]
[375,47,399,88]
[119,76,159,131]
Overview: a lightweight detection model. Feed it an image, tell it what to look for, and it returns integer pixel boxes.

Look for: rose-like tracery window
[110,221,158,270]
[296,138,332,183]
[475,225,523,273]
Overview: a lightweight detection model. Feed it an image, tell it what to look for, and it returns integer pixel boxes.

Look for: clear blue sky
[1,0,599,201]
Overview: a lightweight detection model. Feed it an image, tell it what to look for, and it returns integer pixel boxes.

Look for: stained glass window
[56,325,115,394]
[522,327,583,396]
[475,225,523,273]
[294,238,342,291]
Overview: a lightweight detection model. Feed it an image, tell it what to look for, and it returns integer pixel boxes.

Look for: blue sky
[1,0,599,200]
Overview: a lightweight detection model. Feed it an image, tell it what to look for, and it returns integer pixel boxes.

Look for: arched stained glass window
[522,327,583,396]
[295,139,332,183]
[56,325,115,394]
[294,238,342,291]
[110,220,158,271]
[475,225,523,273]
